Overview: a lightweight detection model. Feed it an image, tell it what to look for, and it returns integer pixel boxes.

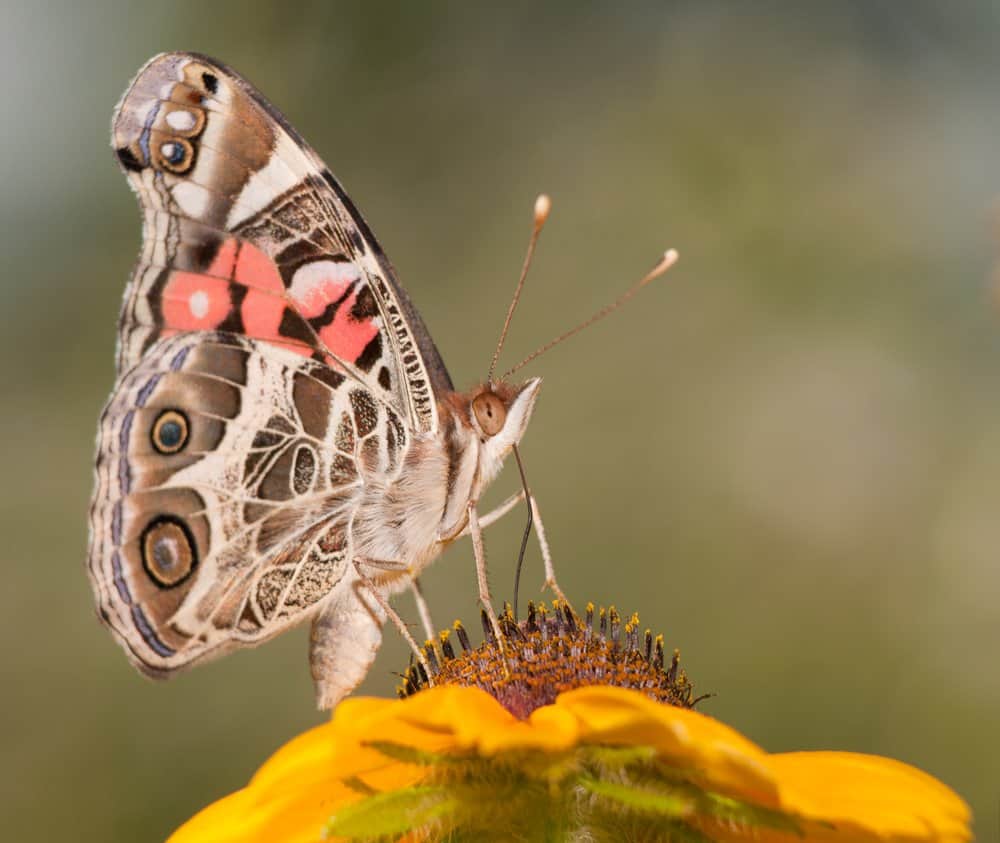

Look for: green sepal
[578,774,693,817]
[700,791,803,834]
[323,784,459,839]
[363,740,469,767]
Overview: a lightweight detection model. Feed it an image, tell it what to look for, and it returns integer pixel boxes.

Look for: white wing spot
[166,110,197,131]
[172,181,210,217]
[189,290,210,319]
[289,261,361,318]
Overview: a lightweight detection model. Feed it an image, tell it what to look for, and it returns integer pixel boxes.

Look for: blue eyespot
[159,421,182,446]
[152,409,189,454]
[160,141,186,165]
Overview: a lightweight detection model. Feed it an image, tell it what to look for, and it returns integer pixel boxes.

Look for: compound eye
[472,391,507,437]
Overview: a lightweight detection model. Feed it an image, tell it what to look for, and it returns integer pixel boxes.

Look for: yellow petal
[768,751,972,843]
[168,722,351,843]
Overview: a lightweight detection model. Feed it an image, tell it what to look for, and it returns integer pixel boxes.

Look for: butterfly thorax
[348,429,454,583]
[347,378,541,586]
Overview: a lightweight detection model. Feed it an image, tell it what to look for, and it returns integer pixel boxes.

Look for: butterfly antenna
[488,194,552,384]
[502,249,679,379]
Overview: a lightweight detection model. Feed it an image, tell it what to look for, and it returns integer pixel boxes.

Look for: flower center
[399,601,705,719]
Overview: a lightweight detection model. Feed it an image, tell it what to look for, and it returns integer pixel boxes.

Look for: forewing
[87,332,409,673]
[112,51,452,433]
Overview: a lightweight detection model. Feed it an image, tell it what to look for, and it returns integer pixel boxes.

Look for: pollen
[398,601,706,719]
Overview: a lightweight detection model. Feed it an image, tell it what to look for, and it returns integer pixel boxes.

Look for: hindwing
[88,332,408,672]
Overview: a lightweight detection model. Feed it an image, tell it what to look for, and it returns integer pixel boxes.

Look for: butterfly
[87,52,555,708]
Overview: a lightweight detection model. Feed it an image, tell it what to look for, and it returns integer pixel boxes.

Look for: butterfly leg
[467,491,572,615]
[473,490,527,530]
[441,490,525,544]
[467,503,508,665]
[529,496,571,610]
[356,563,436,660]
[352,558,434,684]
[409,577,436,642]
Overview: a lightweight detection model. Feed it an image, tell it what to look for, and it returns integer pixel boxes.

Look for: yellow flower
[168,606,970,843]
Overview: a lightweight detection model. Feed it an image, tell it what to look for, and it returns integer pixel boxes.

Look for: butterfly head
[459,378,542,485]
[471,378,541,440]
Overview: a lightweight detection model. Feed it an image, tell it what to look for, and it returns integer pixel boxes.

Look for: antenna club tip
[534,194,552,223]
[653,248,679,274]
[638,247,680,288]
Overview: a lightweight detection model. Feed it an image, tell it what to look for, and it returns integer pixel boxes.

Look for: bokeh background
[3,2,999,840]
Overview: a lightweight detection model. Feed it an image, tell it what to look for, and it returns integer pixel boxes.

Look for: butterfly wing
[89,331,408,673]
[90,53,446,686]
[111,51,452,433]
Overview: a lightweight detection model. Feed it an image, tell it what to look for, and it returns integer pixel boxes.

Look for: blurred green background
[3,1,999,840]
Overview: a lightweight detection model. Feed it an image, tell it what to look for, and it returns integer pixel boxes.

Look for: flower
[168,604,971,843]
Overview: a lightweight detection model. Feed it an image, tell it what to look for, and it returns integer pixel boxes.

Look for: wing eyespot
[141,515,197,588]
[155,138,194,174]
[161,141,185,165]
[151,409,189,454]
[163,105,205,138]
